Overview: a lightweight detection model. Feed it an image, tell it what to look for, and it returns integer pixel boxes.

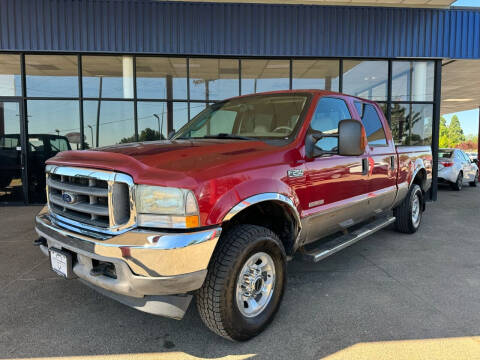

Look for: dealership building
[0,0,479,203]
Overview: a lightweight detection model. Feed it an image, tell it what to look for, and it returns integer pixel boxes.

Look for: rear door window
[355,102,388,146]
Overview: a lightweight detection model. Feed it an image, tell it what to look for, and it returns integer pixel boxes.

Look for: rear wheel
[469,171,478,187]
[451,172,463,191]
[196,224,286,341]
[394,184,423,234]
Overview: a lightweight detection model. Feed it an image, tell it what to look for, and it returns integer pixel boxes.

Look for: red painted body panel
[46,90,432,228]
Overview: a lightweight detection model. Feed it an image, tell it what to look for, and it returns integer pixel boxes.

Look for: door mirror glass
[338,119,366,156]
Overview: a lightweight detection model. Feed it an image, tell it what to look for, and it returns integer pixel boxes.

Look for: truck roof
[227,89,378,105]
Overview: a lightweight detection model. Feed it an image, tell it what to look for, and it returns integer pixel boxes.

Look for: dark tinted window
[311,97,351,152]
[438,150,453,159]
[357,103,387,146]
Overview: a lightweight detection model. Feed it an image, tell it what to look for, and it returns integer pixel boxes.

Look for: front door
[0,100,27,203]
[303,96,369,244]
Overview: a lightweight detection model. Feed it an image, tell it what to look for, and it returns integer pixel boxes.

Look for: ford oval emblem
[62,193,74,204]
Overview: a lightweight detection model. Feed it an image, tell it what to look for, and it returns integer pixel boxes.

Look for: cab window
[355,102,388,146]
[50,137,71,152]
[310,97,351,152]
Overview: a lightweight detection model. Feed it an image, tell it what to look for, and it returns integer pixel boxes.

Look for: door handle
[362,158,369,175]
[390,155,396,170]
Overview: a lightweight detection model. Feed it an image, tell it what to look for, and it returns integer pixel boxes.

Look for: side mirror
[305,119,366,159]
[167,130,176,140]
[338,119,366,156]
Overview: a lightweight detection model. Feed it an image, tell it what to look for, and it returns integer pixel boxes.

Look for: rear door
[354,101,397,213]
[303,96,370,243]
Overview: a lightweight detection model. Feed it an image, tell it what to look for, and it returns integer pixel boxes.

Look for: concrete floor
[1,186,480,360]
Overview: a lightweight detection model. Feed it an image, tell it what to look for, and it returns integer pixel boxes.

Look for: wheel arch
[221,193,302,255]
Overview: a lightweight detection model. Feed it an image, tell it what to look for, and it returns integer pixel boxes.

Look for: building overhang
[441,60,480,115]
[167,0,455,9]
[0,0,478,59]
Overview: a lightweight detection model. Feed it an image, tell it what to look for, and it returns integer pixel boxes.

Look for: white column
[412,62,427,102]
[122,56,134,99]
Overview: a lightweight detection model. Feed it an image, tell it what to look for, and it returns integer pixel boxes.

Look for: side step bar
[301,216,396,263]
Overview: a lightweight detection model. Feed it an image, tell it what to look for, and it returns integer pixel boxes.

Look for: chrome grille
[46,165,136,233]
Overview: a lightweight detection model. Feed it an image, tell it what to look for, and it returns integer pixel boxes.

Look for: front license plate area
[49,248,74,279]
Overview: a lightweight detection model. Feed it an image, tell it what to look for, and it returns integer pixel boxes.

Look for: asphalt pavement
[1,185,480,360]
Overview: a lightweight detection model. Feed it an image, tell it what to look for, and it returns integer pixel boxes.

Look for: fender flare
[222,192,302,234]
[410,158,428,192]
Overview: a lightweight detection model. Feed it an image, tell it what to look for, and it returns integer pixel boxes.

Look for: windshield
[173,94,310,141]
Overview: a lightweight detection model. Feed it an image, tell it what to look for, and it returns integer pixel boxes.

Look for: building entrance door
[0,100,27,203]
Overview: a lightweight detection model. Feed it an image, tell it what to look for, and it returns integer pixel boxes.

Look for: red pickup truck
[35,90,432,341]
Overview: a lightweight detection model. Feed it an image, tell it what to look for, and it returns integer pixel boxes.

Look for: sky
[452,0,480,6]
[443,108,479,136]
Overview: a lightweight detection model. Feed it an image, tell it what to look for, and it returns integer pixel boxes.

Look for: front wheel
[394,184,423,234]
[196,224,286,341]
[470,171,478,187]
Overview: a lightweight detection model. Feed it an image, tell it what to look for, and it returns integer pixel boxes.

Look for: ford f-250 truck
[35,90,432,341]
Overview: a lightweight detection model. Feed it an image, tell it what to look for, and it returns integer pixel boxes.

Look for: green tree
[119,128,164,144]
[447,115,465,147]
[439,116,450,148]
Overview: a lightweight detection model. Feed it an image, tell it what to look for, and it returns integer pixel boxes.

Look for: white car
[438,148,479,190]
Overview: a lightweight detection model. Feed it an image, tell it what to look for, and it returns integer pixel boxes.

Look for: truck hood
[46,139,278,187]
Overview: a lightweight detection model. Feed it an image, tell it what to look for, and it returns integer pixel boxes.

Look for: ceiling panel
[441,60,480,115]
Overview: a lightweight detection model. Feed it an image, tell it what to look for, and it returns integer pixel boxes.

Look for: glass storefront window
[25,55,78,97]
[172,102,190,133]
[27,100,80,202]
[83,101,135,147]
[390,103,433,146]
[343,61,388,101]
[0,55,21,96]
[136,57,187,99]
[189,59,239,101]
[137,102,168,141]
[82,56,134,99]
[392,61,434,102]
[292,60,339,91]
[189,102,208,120]
[241,59,290,94]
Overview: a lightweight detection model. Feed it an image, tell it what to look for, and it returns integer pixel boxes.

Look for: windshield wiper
[201,133,257,141]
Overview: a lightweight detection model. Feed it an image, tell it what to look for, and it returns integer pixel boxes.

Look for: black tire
[470,171,478,187]
[451,172,463,191]
[196,224,286,341]
[394,184,423,234]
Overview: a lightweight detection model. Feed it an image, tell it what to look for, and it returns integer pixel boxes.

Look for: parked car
[34,90,432,341]
[438,148,478,190]
[465,152,478,162]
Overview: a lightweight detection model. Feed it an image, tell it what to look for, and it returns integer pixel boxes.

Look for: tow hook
[33,237,47,247]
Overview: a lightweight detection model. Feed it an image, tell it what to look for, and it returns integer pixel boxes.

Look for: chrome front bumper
[35,207,221,319]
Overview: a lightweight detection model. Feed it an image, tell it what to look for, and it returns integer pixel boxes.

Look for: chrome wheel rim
[411,193,421,228]
[236,252,276,318]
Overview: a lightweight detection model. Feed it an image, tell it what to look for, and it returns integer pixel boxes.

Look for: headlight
[136,185,200,229]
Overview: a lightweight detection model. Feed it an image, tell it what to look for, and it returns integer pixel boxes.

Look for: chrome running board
[301,216,396,263]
